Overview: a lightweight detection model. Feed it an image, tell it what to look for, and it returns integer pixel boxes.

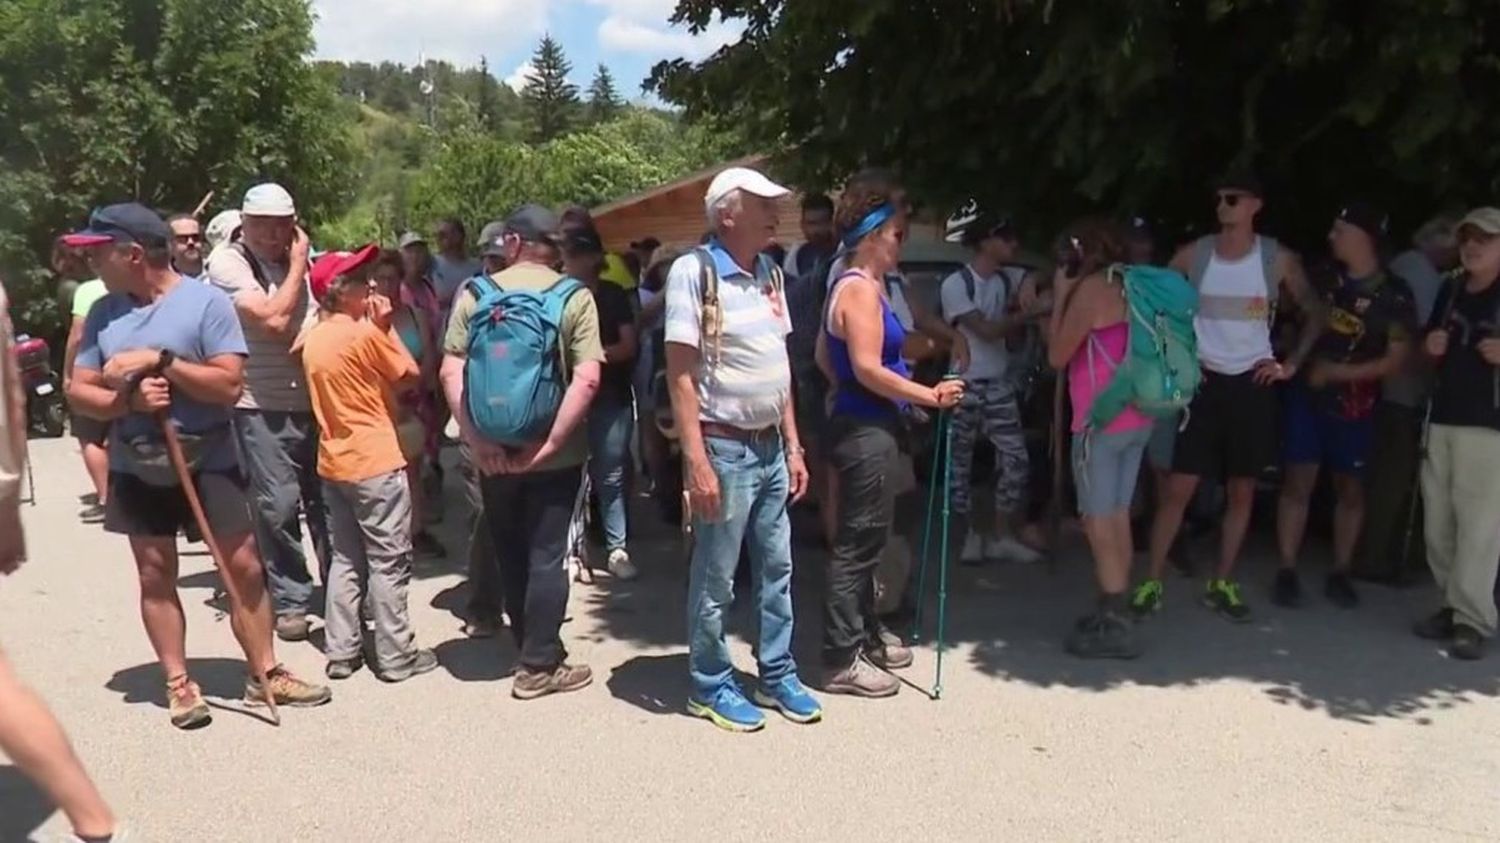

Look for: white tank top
[1194,240,1274,375]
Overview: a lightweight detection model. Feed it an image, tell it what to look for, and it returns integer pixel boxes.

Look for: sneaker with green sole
[1203,579,1252,623]
[1129,579,1164,617]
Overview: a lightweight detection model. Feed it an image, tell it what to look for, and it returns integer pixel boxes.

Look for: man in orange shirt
[302,246,438,682]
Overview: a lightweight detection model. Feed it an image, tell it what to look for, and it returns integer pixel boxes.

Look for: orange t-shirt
[301,314,415,483]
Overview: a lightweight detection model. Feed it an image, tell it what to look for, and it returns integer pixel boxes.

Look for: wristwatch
[155,348,176,373]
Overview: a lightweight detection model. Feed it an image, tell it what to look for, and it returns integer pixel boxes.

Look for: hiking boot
[462,616,501,639]
[823,655,900,698]
[1324,573,1359,609]
[274,613,311,642]
[1065,612,1142,660]
[512,662,593,700]
[960,531,984,565]
[865,631,915,670]
[1450,625,1487,661]
[246,665,332,707]
[379,648,440,683]
[992,536,1044,565]
[166,676,211,730]
[413,530,446,559]
[1413,608,1456,641]
[79,503,106,524]
[1203,579,1252,624]
[607,548,640,581]
[325,657,363,680]
[752,675,823,724]
[1272,569,1302,608]
[1129,579,1164,618]
[687,685,765,733]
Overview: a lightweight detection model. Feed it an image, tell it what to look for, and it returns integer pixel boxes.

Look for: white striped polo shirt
[664,243,791,430]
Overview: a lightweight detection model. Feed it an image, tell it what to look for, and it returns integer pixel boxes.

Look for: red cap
[309,244,379,302]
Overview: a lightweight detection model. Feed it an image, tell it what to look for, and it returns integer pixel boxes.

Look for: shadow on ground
[105,657,249,709]
[0,765,53,842]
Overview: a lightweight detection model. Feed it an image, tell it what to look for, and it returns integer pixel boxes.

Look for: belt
[700,421,780,444]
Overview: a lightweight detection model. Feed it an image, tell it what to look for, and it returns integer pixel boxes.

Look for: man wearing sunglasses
[167,214,205,281]
[1136,171,1324,624]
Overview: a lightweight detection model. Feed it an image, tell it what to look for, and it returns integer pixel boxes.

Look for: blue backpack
[463,274,584,447]
[1084,264,1200,430]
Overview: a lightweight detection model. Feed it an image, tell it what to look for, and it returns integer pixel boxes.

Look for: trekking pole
[933,403,955,700]
[909,409,948,645]
[156,411,279,725]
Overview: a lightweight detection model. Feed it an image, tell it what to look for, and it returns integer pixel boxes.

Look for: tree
[522,35,581,143]
[0,0,357,335]
[586,64,624,124]
[650,0,1500,249]
[476,56,501,133]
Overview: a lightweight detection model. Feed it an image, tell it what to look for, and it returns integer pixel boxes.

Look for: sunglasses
[174,234,203,244]
[1216,192,1248,208]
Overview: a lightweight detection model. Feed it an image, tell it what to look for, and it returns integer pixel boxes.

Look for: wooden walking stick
[190,190,215,220]
[156,411,279,724]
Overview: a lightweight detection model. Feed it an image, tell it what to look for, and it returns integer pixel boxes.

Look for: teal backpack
[1084,264,1200,430]
[463,274,584,447]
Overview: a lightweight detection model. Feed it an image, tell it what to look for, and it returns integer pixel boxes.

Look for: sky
[310,0,742,99]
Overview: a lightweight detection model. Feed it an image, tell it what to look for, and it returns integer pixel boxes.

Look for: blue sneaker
[752,675,823,724]
[687,685,766,733]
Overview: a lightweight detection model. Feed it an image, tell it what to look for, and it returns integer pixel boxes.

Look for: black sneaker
[1412,608,1456,641]
[1324,573,1359,609]
[1064,612,1142,660]
[326,657,363,680]
[379,648,440,683]
[1204,579,1253,623]
[1271,569,1302,608]
[1450,625,1486,661]
[79,503,106,524]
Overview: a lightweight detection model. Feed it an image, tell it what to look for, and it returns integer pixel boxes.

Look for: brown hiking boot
[865,628,914,670]
[274,613,311,642]
[512,662,594,700]
[824,656,900,698]
[166,676,211,730]
[245,665,332,708]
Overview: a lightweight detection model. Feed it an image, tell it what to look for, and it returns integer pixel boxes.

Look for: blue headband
[842,203,897,249]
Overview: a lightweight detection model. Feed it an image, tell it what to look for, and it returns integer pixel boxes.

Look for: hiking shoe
[1065,612,1142,660]
[1413,608,1456,641]
[1129,579,1164,618]
[752,675,823,724]
[1324,573,1359,609]
[512,662,593,700]
[1203,579,1252,623]
[1272,569,1302,608]
[960,531,984,565]
[687,685,766,732]
[166,677,211,730]
[823,655,900,698]
[274,613,311,642]
[413,530,446,559]
[865,634,915,670]
[992,536,1044,565]
[246,665,332,707]
[379,648,440,683]
[462,616,501,639]
[79,503,106,524]
[325,657,363,680]
[1450,625,1487,661]
[607,548,640,581]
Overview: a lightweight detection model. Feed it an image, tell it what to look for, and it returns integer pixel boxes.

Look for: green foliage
[319,57,523,134]
[586,64,624,124]
[522,35,581,142]
[651,0,1500,246]
[0,0,357,336]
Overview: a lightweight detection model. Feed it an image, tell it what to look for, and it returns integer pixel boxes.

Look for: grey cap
[397,231,426,249]
[478,220,506,257]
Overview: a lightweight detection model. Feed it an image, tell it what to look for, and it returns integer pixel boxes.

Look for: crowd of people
[0,161,1496,839]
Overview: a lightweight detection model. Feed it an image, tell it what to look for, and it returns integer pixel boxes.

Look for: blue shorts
[1281,383,1373,475]
[1072,426,1152,517]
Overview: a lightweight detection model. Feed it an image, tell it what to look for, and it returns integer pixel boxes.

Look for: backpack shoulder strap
[694,247,723,363]
[1258,235,1281,305]
[231,242,270,290]
[1188,236,1214,289]
[468,272,500,300]
[959,265,977,301]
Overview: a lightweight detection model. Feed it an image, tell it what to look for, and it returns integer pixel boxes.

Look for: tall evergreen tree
[522,35,580,142]
[586,64,624,124]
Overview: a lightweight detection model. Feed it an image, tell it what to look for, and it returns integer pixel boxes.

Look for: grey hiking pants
[323,469,419,671]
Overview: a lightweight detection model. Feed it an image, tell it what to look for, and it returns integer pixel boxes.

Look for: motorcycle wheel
[38,394,67,438]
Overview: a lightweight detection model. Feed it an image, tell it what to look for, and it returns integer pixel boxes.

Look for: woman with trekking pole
[816,181,964,698]
[1046,219,1152,659]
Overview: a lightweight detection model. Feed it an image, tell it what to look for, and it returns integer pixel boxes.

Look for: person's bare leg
[1331,473,1364,573]
[0,648,117,839]
[1276,464,1320,570]
[217,531,279,675]
[1083,513,1125,593]
[80,443,108,504]
[128,536,187,680]
[1217,477,1258,579]
[1148,473,1199,580]
[1105,510,1133,593]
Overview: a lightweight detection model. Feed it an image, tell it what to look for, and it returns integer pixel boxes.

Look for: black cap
[1214,168,1264,198]
[503,204,561,246]
[1336,201,1390,243]
[962,212,1017,248]
[562,227,605,256]
[630,236,661,251]
[1127,215,1153,239]
[63,203,171,249]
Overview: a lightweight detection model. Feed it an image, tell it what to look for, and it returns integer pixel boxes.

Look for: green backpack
[1084,264,1201,430]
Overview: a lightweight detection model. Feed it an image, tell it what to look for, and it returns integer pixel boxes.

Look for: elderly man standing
[665,167,820,732]
[208,183,329,642]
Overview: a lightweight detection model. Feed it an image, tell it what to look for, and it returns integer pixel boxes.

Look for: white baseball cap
[704,167,790,217]
[204,209,242,250]
[242,183,296,217]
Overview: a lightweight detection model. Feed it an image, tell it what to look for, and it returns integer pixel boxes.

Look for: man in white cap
[664,166,820,732]
[207,182,330,642]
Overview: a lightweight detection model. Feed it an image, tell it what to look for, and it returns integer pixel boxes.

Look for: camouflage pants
[949,378,1029,517]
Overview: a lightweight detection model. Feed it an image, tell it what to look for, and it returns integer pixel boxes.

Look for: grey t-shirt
[207,245,316,411]
[432,254,482,311]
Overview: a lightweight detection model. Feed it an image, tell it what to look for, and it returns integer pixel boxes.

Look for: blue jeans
[687,434,798,699]
[587,400,635,553]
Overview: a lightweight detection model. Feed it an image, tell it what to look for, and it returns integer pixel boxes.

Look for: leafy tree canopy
[650,0,1500,248]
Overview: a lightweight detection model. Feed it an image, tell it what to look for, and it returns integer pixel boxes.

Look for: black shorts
[72,415,109,446]
[104,470,254,541]
[1171,370,1278,479]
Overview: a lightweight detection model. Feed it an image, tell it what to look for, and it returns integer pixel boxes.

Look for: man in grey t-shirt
[207,183,329,642]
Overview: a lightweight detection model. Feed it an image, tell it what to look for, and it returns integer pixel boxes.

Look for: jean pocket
[704,436,750,468]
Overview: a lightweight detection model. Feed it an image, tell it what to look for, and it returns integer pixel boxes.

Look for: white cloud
[310,0,548,66]
[503,61,536,93]
[596,15,738,61]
